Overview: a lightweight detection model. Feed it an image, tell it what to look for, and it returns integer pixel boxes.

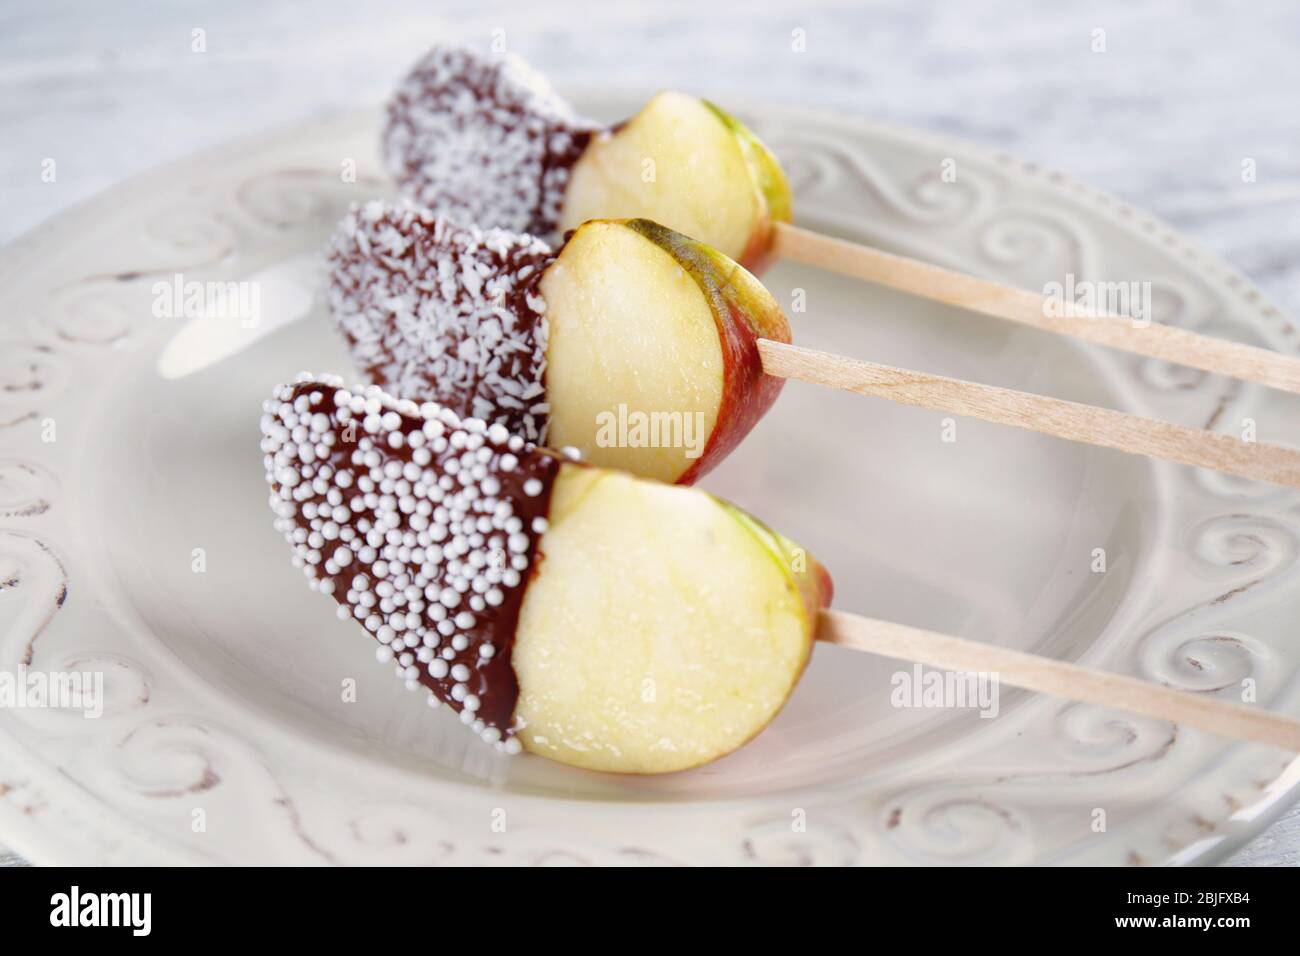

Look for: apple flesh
[540,218,791,484]
[559,92,792,272]
[515,463,831,773]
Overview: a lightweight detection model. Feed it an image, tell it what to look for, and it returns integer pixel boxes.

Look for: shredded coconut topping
[261,373,560,751]
[384,45,597,240]
[327,200,554,443]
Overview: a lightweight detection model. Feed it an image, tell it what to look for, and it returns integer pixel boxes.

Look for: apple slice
[384,45,791,271]
[514,464,830,774]
[326,204,792,484]
[559,93,791,272]
[262,375,831,772]
[540,217,789,483]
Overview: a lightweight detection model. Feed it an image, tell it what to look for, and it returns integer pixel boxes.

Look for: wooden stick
[758,339,1300,489]
[818,609,1300,751]
[772,222,1300,396]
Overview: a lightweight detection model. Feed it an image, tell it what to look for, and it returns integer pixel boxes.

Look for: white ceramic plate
[2,98,1299,866]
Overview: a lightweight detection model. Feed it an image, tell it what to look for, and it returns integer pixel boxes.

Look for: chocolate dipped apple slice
[384,45,789,270]
[327,202,789,484]
[328,204,1300,491]
[264,381,1300,769]
[262,374,831,771]
[330,202,1300,492]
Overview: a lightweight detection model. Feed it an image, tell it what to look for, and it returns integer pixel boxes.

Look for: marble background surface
[1,0,1297,866]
